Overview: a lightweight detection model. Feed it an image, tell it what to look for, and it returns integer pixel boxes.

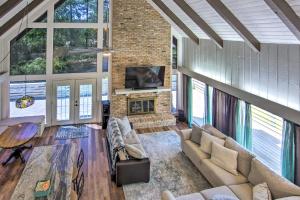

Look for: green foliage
[54,0,98,23]
[10,57,46,75]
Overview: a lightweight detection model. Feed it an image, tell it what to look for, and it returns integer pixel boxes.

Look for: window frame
[2,0,110,126]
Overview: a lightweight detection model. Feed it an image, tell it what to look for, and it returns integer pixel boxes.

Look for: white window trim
[1,0,111,126]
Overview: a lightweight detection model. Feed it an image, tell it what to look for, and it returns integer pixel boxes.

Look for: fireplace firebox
[127,98,156,115]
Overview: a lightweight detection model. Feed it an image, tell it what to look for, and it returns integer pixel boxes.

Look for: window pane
[56,85,71,121]
[192,79,205,126]
[251,105,283,174]
[104,0,110,23]
[171,74,177,113]
[10,29,46,76]
[54,0,98,23]
[103,28,109,48]
[53,28,97,74]
[102,74,109,101]
[34,12,47,23]
[10,81,46,119]
[102,56,109,72]
[79,84,93,119]
[172,36,178,69]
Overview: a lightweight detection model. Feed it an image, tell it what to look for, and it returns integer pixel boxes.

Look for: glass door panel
[75,79,97,124]
[52,80,75,125]
[79,84,93,119]
[57,85,71,121]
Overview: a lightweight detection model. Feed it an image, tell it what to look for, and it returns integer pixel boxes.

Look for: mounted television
[125,66,165,89]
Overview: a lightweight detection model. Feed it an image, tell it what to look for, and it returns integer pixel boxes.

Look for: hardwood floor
[0,122,188,200]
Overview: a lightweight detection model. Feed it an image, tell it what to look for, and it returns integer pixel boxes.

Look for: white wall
[183,38,300,112]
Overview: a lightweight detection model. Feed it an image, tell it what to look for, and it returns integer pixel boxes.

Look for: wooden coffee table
[0,123,38,166]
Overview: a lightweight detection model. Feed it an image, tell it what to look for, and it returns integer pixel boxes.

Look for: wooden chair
[72,149,84,191]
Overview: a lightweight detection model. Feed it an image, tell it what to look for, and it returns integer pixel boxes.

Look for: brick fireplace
[111,0,173,119]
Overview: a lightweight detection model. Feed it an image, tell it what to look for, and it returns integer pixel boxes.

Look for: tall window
[54,0,98,23]
[10,29,47,76]
[104,0,110,23]
[171,74,177,113]
[53,28,98,74]
[251,105,283,174]
[192,79,205,126]
[102,56,109,101]
[10,81,46,118]
[172,36,178,69]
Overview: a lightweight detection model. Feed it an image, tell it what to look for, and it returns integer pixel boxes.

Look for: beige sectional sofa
[162,125,300,200]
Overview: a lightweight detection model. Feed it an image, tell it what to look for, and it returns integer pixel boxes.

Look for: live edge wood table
[0,123,38,166]
[10,143,77,200]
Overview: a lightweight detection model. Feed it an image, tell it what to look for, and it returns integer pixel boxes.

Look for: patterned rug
[123,131,211,200]
[55,125,89,140]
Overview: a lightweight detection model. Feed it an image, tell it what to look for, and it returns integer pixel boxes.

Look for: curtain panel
[282,120,300,186]
[205,84,213,125]
[212,89,238,139]
[182,74,193,128]
[235,101,253,150]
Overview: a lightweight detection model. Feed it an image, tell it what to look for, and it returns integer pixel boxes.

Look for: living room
[1,0,300,199]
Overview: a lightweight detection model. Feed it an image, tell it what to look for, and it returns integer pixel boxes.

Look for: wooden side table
[0,123,38,166]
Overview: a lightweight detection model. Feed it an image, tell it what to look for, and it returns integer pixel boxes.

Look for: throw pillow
[211,194,239,200]
[117,116,132,137]
[200,132,225,154]
[125,144,146,159]
[211,142,239,175]
[253,183,272,200]
[190,124,203,144]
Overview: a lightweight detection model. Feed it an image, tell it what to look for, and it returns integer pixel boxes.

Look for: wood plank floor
[0,122,188,200]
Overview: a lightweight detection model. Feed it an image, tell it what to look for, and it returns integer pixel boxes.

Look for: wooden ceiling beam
[206,0,260,52]
[151,0,199,45]
[264,0,300,42]
[174,0,223,48]
[0,0,45,37]
[0,0,22,18]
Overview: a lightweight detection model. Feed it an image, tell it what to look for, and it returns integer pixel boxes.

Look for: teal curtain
[282,120,295,182]
[205,85,213,125]
[187,77,193,128]
[235,100,252,150]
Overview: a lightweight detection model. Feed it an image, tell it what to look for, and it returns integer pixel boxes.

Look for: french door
[52,79,97,125]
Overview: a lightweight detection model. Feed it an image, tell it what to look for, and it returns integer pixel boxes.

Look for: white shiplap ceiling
[153,0,300,45]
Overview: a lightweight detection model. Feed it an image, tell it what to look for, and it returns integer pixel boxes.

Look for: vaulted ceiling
[1,0,300,48]
[148,0,300,50]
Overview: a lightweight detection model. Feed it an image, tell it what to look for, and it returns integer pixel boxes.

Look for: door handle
[75,100,78,107]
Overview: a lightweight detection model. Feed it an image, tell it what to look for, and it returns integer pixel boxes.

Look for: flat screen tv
[125,66,165,89]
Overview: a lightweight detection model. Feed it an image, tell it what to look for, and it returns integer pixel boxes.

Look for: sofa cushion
[125,144,147,159]
[199,159,248,186]
[116,116,132,136]
[180,129,192,141]
[201,186,239,200]
[200,132,225,154]
[190,125,203,144]
[229,183,253,200]
[124,130,141,145]
[211,142,238,175]
[248,158,300,199]
[253,183,272,200]
[225,137,255,177]
[183,140,210,169]
[202,124,227,139]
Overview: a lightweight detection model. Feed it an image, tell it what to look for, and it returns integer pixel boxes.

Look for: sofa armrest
[161,190,176,200]
[179,129,192,141]
[116,158,150,186]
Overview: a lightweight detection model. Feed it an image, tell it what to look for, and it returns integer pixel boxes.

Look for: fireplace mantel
[114,87,171,96]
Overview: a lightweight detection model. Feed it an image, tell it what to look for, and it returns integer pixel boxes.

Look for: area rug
[55,125,89,140]
[123,131,211,200]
